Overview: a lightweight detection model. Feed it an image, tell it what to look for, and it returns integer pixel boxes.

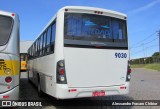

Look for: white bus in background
[0,10,20,100]
[27,6,131,99]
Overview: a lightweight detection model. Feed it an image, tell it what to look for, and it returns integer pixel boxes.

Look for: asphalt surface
[15,68,160,109]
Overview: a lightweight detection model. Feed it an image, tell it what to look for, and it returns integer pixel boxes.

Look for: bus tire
[27,70,31,83]
[38,75,43,97]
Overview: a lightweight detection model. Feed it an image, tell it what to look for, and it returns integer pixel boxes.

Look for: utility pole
[142,43,145,64]
[142,43,145,58]
[159,30,160,53]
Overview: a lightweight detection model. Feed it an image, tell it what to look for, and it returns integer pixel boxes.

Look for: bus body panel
[0,75,19,95]
[64,47,128,88]
[0,86,19,100]
[28,54,56,95]
[0,11,20,100]
[55,82,129,99]
[58,6,126,20]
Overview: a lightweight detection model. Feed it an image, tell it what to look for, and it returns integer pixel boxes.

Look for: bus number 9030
[115,53,127,58]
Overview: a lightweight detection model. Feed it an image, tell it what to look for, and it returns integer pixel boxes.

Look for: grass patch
[131,64,145,68]
[131,63,160,71]
[144,64,160,71]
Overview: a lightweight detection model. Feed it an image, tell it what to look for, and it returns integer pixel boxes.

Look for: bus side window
[30,46,32,59]
[50,22,56,52]
[46,26,51,53]
[43,32,47,55]
[33,43,36,58]
[38,37,41,56]
[32,44,34,58]
[40,35,43,56]
[35,40,38,57]
[37,38,40,56]
[31,45,33,58]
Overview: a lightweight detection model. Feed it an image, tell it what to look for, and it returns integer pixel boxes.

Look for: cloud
[129,0,160,15]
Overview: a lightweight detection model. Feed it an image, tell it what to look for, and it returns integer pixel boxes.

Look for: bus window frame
[28,19,56,59]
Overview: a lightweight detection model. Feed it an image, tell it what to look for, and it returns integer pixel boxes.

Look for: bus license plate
[92,91,105,97]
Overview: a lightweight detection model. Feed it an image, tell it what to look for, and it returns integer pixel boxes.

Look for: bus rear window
[64,13,128,48]
[0,15,13,46]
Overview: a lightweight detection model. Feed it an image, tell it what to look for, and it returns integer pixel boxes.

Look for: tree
[145,57,153,64]
[152,52,160,63]
[152,52,160,57]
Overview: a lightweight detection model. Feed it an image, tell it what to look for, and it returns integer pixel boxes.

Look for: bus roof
[60,6,127,17]
[0,10,17,18]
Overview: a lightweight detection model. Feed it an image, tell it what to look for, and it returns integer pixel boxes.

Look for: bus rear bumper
[55,82,130,99]
[0,86,19,100]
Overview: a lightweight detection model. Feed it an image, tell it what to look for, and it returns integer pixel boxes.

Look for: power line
[130,36,158,49]
[131,44,158,56]
[130,31,157,48]
[144,36,159,45]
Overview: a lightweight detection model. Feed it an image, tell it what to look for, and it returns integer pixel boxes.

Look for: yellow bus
[20,53,27,71]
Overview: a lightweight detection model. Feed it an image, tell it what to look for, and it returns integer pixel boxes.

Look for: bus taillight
[59,68,65,75]
[126,61,131,81]
[56,60,67,84]
[5,76,12,83]
[128,68,132,73]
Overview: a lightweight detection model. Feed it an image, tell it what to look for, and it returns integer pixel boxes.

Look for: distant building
[20,41,33,53]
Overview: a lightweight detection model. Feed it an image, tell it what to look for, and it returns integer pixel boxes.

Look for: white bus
[0,10,20,100]
[27,6,131,99]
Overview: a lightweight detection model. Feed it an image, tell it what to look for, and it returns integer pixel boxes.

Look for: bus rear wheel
[38,76,43,97]
[27,70,31,83]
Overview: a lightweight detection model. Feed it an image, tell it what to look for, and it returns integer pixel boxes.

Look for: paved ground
[16,68,160,109]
